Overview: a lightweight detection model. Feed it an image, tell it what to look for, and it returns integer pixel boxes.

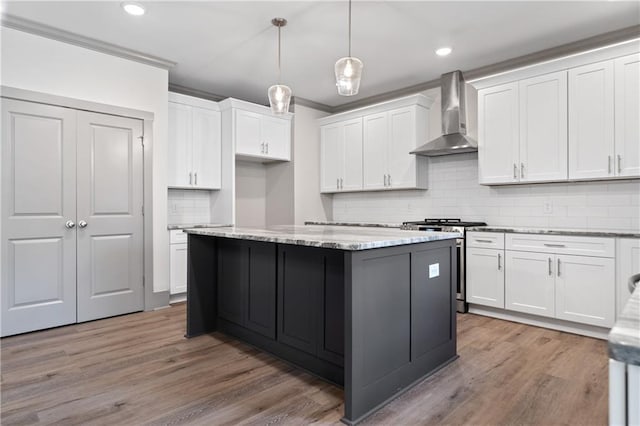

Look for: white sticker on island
[429,263,440,278]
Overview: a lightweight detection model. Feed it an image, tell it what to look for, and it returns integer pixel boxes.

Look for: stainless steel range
[401,218,487,313]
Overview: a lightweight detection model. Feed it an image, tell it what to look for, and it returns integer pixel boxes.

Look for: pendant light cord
[348,0,352,57]
[277,25,282,83]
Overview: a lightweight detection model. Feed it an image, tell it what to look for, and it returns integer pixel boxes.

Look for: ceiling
[3,1,639,107]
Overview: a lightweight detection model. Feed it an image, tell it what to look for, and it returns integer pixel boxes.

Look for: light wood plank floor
[1,303,608,425]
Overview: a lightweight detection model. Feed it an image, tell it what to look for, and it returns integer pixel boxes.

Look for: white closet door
[168,102,192,187]
[76,111,144,323]
[519,71,568,182]
[1,99,77,337]
[568,60,615,179]
[614,53,640,178]
[191,106,221,189]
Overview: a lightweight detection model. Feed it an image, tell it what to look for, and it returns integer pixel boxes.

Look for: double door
[320,118,363,192]
[235,109,290,161]
[1,99,144,337]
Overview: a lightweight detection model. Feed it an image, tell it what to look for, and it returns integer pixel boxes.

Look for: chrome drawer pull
[544,243,566,248]
[557,258,561,277]
[475,239,493,243]
[498,253,502,270]
[548,258,552,276]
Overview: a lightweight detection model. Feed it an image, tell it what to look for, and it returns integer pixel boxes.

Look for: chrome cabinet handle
[475,239,493,243]
[544,243,566,248]
[548,258,553,276]
[498,253,502,270]
[189,172,193,185]
[608,155,612,174]
[78,220,87,229]
[557,258,561,277]
[65,220,76,229]
[388,175,392,186]
[340,178,343,189]
[383,175,387,187]
[266,143,269,154]
[260,142,264,153]
[194,172,198,185]
[337,178,340,190]
[513,163,517,180]
[520,163,525,179]
[618,155,622,174]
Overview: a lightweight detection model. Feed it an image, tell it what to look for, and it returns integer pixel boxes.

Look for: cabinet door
[191,107,221,189]
[363,112,388,190]
[505,251,555,317]
[320,123,343,193]
[568,60,615,179]
[616,238,640,318]
[321,123,344,192]
[245,241,276,339]
[170,243,187,295]
[217,239,247,326]
[261,116,290,160]
[555,255,615,327]
[478,82,520,184]
[466,248,505,308]
[519,71,568,182]
[235,110,262,156]
[168,102,192,187]
[387,106,417,188]
[614,53,640,177]
[342,118,364,191]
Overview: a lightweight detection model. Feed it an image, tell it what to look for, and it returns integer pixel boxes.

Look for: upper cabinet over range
[219,98,292,163]
[474,43,639,186]
[168,92,222,189]
[318,94,433,194]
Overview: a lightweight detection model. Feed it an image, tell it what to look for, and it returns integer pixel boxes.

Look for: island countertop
[184,225,460,251]
[609,285,640,366]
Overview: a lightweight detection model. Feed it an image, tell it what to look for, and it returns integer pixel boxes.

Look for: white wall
[1,27,170,292]
[333,88,640,231]
[293,104,332,224]
[235,161,266,227]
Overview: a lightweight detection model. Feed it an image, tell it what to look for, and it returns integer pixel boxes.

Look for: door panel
[363,112,388,190]
[478,82,520,184]
[191,106,221,189]
[615,53,640,177]
[1,99,77,336]
[519,71,568,182]
[217,238,246,326]
[76,111,144,322]
[168,102,192,187]
[235,110,261,156]
[505,251,555,317]
[568,60,615,179]
[261,116,289,160]
[466,247,505,308]
[320,123,343,192]
[170,243,187,295]
[387,107,417,188]
[245,241,276,339]
[342,118,363,191]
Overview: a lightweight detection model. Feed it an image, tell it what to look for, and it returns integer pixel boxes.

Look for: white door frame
[1,85,169,312]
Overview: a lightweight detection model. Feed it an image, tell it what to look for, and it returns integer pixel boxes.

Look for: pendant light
[268,18,292,115]
[335,0,363,96]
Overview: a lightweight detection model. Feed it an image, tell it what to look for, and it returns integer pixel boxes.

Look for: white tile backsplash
[333,153,640,231]
[167,189,212,225]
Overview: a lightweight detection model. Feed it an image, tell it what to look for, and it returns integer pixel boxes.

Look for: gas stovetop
[401,218,487,232]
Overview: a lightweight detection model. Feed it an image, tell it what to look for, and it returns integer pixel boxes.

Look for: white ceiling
[3,1,639,107]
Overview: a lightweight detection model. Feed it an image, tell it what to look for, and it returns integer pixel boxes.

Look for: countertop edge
[467,226,640,239]
[608,286,640,366]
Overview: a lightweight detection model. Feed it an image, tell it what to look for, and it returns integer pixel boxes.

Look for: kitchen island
[185,225,460,424]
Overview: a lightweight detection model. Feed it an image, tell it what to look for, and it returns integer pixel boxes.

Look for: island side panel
[343,239,458,425]
[186,234,218,337]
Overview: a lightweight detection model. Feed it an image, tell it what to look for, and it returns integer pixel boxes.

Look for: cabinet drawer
[170,230,188,244]
[466,232,505,249]
[506,233,614,258]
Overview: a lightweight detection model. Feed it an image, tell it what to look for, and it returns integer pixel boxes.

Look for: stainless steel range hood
[411,70,478,156]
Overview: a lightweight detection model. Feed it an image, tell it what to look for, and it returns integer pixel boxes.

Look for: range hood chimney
[411,70,477,156]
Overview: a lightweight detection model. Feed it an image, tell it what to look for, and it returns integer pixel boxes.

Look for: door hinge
[138,136,144,146]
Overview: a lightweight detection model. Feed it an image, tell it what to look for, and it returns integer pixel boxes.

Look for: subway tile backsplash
[167,189,211,225]
[333,153,640,231]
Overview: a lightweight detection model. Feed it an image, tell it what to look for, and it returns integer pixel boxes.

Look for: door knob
[65,220,76,229]
[78,220,88,228]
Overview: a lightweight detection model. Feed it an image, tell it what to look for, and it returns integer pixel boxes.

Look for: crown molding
[1,14,176,70]
[291,96,333,113]
[168,83,226,102]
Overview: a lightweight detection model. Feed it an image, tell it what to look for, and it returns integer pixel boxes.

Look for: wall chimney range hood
[411,70,478,156]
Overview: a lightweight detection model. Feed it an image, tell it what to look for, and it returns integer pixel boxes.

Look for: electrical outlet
[543,201,553,214]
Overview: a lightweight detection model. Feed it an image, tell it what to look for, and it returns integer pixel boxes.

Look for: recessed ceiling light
[436,47,452,57]
[122,2,145,16]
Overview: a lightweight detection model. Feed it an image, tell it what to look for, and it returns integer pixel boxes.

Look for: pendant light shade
[268,18,292,115]
[335,0,363,96]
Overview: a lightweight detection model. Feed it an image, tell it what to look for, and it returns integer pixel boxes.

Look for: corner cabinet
[219,98,292,162]
[319,94,432,194]
[474,45,640,185]
[168,93,221,189]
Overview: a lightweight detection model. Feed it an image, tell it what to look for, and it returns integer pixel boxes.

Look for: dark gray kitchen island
[184,225,460,424]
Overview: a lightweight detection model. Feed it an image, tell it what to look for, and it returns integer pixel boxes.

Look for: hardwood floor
[1,303,608,425]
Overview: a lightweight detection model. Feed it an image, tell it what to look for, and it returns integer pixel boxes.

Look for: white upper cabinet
[221,99,292,162]
[478,82,519,184]
[319,95,430,194]
[615,53,640,177]
[519,71,568,182]
[568,61,615,180]
[168,94,221,189]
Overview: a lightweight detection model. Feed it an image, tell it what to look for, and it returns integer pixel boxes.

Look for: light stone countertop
[304,220,403,228]
[609,284,640,366]
[467,225,640,239]
[168,223,231,230]
[184,225,460,251]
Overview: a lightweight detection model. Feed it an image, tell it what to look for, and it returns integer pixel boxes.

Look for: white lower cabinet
[466,247,505,308]
[505,250,556,318]
[169,230,187,295]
